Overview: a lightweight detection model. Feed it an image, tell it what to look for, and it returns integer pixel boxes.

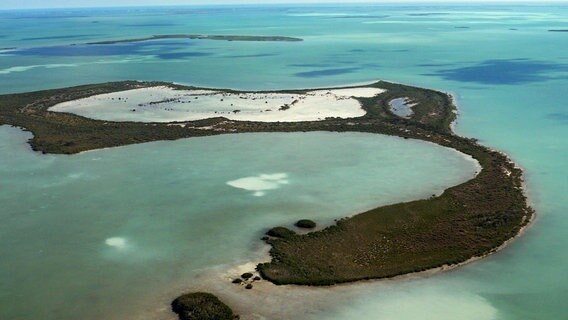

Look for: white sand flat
[49,86,386,122]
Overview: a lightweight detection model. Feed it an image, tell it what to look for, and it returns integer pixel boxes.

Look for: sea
[0,4,567,320]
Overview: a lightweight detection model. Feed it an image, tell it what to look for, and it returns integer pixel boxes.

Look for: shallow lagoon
[0,126,478,320]
[1,4,568,320]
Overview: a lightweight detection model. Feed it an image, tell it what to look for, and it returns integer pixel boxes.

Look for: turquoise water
[1,4,567,320]
[0,127,477,320]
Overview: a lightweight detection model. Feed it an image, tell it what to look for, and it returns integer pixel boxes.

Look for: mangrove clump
[171,292,236,320]
[295,219,316,229]
[266,227,296,239]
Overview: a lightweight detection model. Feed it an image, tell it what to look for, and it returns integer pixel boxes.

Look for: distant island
[0,80,533,319]
[85,34,304,45]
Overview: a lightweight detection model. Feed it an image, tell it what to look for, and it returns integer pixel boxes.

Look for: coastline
[173,137,530,320]
[0,79,533,319]
[171,207,533,320]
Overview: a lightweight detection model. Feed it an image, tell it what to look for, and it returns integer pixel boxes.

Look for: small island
[85,34,304,45]
[0,80,533,318]
[295,219,317,229]
[171,292,238,320]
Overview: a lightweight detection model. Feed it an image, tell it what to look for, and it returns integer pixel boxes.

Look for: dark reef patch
[546,112,568,123]
[21,34,101,41]
[427,59,568,85]
[2,13,90,20]
[417,63,456,67]
[333,15,390,19]
[360,63,381,69]
[294,67,359,78]
[408,13,451,17]
[2,40,192,58]
[288,63,333,68]
[123,22,180,27]
[156,52,212,60]
[225,53,278,58]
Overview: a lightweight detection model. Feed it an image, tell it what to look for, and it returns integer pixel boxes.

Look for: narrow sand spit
[49,86,386,122]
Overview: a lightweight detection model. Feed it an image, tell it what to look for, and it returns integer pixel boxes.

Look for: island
[85,34,304,45]
[0,80,533,318]
[171,292,237,320]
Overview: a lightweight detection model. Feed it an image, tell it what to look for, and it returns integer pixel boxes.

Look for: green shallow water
[0,126,478,320]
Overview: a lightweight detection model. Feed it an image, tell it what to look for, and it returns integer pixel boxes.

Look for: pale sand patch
[227,173,289,197]
[105,237,127,249]
[0,63,78,75]
[49,86,386,123]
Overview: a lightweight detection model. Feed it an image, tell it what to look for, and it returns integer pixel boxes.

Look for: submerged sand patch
[49,86,386,122]
[105,237,127,249]
[227,173,289,197]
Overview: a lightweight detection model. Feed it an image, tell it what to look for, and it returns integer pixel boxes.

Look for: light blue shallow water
[0,126,478,320]
[1,4,567,320]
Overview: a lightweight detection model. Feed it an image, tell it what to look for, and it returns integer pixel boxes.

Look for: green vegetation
[0,80,455,155]
[255,82,532,285]
[295,219,317,229]
[86,34,303,45]
[266,227,297,239]
[0,79,532,288]
[0,81,225,154]
[240,272,253,280]
[171,292,236,320]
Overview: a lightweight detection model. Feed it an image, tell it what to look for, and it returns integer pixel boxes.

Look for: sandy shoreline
[164,209,534,320]
[177,168,530,320]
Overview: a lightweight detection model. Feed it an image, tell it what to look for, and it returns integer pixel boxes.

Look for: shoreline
[0,79,533,319]
[176,207,534,320]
